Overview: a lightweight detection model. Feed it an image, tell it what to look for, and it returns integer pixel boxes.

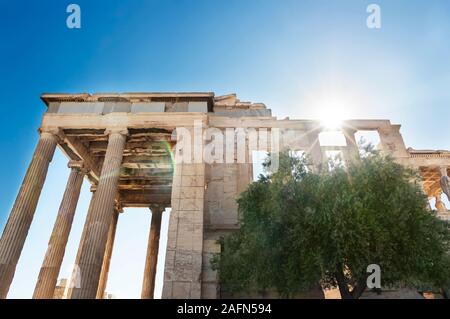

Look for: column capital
[439,166,448,177]
[39,127,63,142]
[68,160,89,174]
[114,200,124,214]
[149,204,165,214]
[105,127,129,136]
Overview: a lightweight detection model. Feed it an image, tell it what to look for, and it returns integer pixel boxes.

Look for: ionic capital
[68,160,89,174]
[104,127,129,136]
[114,201,124,214]
[39,127,63,142]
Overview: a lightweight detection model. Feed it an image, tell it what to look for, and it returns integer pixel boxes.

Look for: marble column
[71,129,127,299]
[0,130,58,299]
[33,161,86,299]
[141,205,164,299]
[96,207,120,299]
[66,188,96,298]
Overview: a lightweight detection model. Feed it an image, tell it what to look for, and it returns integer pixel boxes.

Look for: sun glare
[320,114,343,129]
[319,107,346,129]
[315,96,352,130]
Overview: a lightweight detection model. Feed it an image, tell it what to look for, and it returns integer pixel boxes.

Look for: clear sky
[1,0,450,298]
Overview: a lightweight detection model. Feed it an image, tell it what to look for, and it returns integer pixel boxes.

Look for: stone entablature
[41,92,271,117]
[0,92,448,300]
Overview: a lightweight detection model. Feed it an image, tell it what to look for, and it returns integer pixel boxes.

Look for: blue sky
[1,0,450,298]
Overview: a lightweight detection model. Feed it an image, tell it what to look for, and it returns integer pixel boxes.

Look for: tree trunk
[335,272,354,299]
[335,271,367,299]
[351,277,367,299]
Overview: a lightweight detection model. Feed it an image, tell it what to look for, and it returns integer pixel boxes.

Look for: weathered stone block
[171,199,181,211]
[174,251,193,281]
[201,265,218,283]
[131,102,165,113]
[209,164,224,180]
[164,267,174,282]
[223,183,237,194]
[161,281,173,299]
[190,282,202,299]
[172,187,181,199]
[192,253,203,275]
[201,283,218,299]
[172,102,188,112]
[188,101,208,113]
[223,166,237,178]
[172,282,191,298]
[47,102,60,113]
[182,176,205,187]
[178,210,204,224]
[166,222,179,250]
[164,249,176,270]
[176,225,194,251]
[192,224,204,252]
[103,102,131,113]
[180,186,204,199]
[179,198,204,211]
[59,102,104,114]
[172,174,181,187]
[203,239,221,253]
[182,164,206,176]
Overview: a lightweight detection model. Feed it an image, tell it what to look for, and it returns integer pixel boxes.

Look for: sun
[309,90,355,131]
[318,104,347,130]
[320,112,343,129]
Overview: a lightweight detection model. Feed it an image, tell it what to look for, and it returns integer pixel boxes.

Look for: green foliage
[212,149,450,298]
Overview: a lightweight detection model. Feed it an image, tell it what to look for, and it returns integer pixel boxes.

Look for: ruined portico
[0,92,448,299]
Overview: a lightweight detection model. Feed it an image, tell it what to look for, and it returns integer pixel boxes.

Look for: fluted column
[0,130,58,298]
[141,205,164,299]
[33,161,86,299]
[66,188,97,298]
[96,207,120,299]
[71,129,127,299]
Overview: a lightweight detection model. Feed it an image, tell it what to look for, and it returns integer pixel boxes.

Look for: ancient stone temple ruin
[0,92,448,299]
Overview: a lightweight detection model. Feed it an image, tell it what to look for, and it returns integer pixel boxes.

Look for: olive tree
[212,150,450,299]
